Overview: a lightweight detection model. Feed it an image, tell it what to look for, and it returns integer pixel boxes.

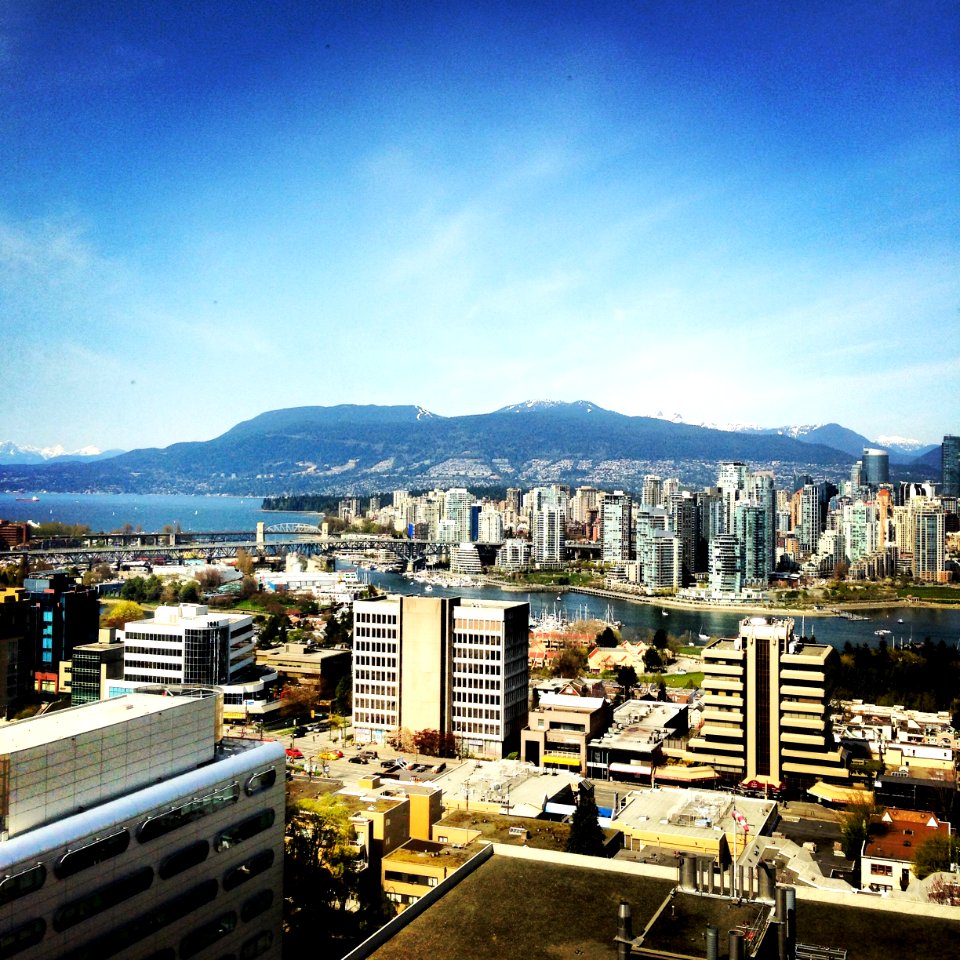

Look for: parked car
[348,756,368,765]
[285,748,304,760]
[319,750,344,761]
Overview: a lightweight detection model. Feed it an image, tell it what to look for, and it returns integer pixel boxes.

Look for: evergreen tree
[566,782,606,857]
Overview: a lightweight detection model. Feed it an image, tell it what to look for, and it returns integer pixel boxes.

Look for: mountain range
[0,401,943,496]
[0,441,126,465]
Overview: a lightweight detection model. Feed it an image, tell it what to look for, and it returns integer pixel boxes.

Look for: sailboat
[698,625,710,642]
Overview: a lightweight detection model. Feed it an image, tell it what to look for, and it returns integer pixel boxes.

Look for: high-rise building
[733,504,769,584]
[686,617,848,792]
[444,488,474,542]
[638,533,681,591]
[913,505,946,582]
[798,483,827,555]
[861,448,889,487]
[668,494,698,585]
[532,505,565,568]
[601,491,633,563]
[695,489,723,573]
[0,689,284,960]
[0,587,30,718]
[23,571,99,697]
[529,486,566,568]
[352,596,529,758]
[717,461,748,533]
[709,535,742,594]
[941,435,960,497]
[641,475,662,507]
[477,506,504,543]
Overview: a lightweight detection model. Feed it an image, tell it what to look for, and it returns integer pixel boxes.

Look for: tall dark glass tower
[942,435,960,497]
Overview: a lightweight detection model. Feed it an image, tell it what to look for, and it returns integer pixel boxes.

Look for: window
[53,867,154,931]
[138,783,241,843]
[180,912,238,959]
[244,768,277,797]
[0,918,45,957]
[240,889,273,923]
[223,849,275,892]
[240,931,273,960]
[215,810,276,853]
[0,865,46,907]
[56,830,130,879]
[159,840,210,880]
[870,863,893,877]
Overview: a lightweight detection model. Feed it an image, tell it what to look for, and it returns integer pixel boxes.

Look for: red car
[285,748,304,760]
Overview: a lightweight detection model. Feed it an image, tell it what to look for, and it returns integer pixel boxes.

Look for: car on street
[348,756,368,764]
[320,750,344,760]
[285,748,304,760]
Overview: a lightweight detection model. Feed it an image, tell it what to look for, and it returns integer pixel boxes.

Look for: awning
[807,782,874,805]
[654,766,719,782]
[609,762,651,776]
[543,755,582,767]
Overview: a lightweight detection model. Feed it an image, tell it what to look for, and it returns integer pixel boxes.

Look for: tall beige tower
[686,617,847,791]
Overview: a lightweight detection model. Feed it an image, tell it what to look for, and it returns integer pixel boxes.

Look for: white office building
[0,690,284,960]
[113,604,281,724]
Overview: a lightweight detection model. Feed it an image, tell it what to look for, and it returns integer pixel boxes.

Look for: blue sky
[2,1,958,451]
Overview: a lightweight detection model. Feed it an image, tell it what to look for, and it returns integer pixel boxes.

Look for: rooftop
[0,692,206,754]
[383,838,482,868]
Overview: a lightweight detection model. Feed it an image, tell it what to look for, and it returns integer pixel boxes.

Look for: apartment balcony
[702,708,744,724]
[781,669,825,683]
[781,684,825,698]
[702,693,744,709]
[701,662,746,677]
[703,678,744,693]
[780,714,826,731]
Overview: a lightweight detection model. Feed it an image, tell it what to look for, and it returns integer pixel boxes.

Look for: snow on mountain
[0,440,107,463]
[874,435,930,453]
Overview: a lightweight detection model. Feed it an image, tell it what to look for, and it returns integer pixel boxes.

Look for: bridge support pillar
[256,521,265,550]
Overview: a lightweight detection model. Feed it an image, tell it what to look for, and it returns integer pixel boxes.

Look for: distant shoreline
[487,580,959,615]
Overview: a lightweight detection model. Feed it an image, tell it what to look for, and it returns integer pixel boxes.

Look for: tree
[552,640,588,678]
[652,627,669,650]
[912,833,959,880]
[100,600,145,629]
[234,548,255,576]
[595,626,619,648]
[643,646,663,671]
[566,781,606,857]
[839,794,884,860]
[281,683,318,719]
[334,675,352,714]
[284,796,363,951]
[615,665,638,690]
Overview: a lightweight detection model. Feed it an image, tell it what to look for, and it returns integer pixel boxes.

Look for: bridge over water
[10,525,469,569]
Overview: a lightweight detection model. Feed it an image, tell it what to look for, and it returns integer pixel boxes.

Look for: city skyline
[3,1,958,451]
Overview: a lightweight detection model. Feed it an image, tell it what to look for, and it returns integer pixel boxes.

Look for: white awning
[609,762,651,776]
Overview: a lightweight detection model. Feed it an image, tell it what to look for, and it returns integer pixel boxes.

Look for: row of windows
[355,612,398,625]
[2,853,275,960]
[125,658,183,670]
[124,643,183,655]
[384,870,438,887]
[453,693,501,705]
[0,771,277,907]
[355,627,398,640]
[354,641,398,654]
[453,707,501,721]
